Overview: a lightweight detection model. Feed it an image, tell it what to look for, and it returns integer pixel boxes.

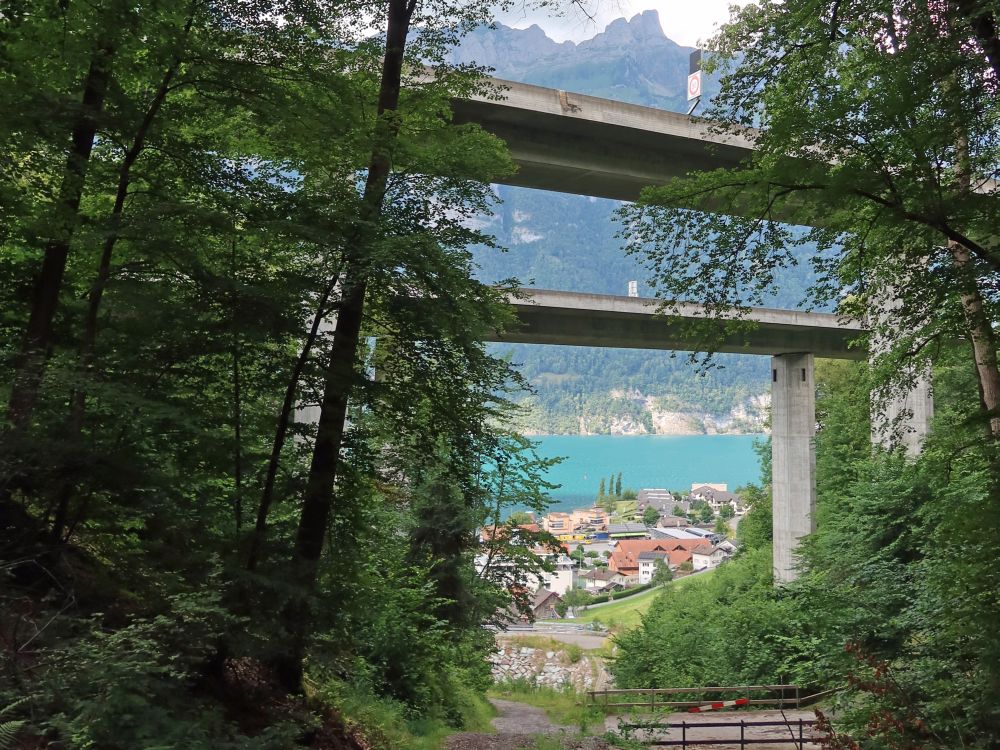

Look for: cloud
[496,0,745,47]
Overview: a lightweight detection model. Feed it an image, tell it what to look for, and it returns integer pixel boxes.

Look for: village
[477,483,749,621]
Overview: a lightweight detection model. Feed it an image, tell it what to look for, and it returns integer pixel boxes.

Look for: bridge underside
[494,290,864,360]
[451,78,754,203]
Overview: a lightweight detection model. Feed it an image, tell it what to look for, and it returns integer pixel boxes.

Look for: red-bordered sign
[687,70,702,101]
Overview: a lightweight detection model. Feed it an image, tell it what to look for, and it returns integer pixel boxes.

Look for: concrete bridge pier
[871,365,934,456]
[771,353,817,584]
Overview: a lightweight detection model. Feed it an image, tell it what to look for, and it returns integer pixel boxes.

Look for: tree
[555,587,593,617]
[615,472,622,496]
[719,504,735,521]
[651,559,673,585]
[620,0,1000,444]
[713,516,728,535]
[642,505,660,527]
[697,504,714,525]
[507,510,535,526]
[598,477,606,499]
[672,504,687,517]
[608,473,615,496]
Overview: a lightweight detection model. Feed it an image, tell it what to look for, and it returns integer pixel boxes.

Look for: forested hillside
[449,14,818,434]
[0,0,561,745]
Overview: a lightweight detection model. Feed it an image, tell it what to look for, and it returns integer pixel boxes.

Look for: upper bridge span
[451,78,755,204]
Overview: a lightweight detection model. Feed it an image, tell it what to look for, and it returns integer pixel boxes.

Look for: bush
[564,644,583,664]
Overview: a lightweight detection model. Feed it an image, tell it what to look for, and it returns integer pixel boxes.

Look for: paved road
[607,709,822,748]
[501,628,608,649]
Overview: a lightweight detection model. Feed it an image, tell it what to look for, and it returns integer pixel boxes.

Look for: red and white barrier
[688,697,749,713]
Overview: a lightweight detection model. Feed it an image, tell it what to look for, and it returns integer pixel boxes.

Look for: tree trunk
[952,0,1000,83]
[949,241,1000,438]
[49,35,189,544]
[275,0,414,692]
[68,29,188,434]
[232,337,244,534]
[7,43,115,430]
[246,272,340,571]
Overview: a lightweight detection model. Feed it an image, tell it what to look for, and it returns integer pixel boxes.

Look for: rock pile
[490,640,612,692]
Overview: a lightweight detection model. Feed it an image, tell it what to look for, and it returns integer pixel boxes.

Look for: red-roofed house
[610,539,713,576]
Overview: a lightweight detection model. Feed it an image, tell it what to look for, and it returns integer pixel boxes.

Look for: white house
[637,550,670,584]
[474,551,576,596]
[691,546,729,571]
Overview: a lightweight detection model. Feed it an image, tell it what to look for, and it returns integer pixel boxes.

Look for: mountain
[451,13,810,435]
[450,11,717,111]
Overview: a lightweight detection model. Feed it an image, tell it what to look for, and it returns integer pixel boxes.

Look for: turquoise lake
[532,434,766,512]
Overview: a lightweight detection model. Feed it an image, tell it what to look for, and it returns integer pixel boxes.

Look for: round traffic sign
[687,72,701,99]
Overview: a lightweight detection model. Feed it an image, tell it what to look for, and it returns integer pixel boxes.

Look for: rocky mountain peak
[582,10,673,48]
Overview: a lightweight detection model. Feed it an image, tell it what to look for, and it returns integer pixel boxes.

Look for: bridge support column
[871,367,933,456]
[771,353,817,584]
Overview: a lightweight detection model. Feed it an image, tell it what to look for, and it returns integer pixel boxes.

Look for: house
[479,522,540,543]
[570,506,609,531]
[608,540,671,576]
[542,512,572,534]
[474,551,576,597]
[535,552,576,596]
[637,550,669,584]
[532,589,563,619]
[611,538,716,576]
[690,482,728,493]
[692,546,730,571]
[580,568,631,592]
[637,488,675,513]
[654,514,688,528]
[689,485,746,515]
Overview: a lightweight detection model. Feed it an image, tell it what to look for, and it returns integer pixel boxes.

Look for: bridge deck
[452,78,755,203]
[487,289,865,360]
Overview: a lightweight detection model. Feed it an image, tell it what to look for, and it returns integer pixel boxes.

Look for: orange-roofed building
[609,539,713,576]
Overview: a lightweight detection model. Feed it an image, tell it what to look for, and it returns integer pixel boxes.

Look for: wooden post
[740,719,745,749]
[682,720,687,749]
[799,718,804,749]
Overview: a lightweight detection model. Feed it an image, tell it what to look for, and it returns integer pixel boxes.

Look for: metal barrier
[587,685,806,711]
[640,718,819,748]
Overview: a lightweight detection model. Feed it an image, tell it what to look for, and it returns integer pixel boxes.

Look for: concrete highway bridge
[456,79,933,583]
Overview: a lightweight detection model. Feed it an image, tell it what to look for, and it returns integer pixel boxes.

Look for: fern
[0,698,27,750]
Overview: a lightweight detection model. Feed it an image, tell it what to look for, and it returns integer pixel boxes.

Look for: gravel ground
[444,699,614,750]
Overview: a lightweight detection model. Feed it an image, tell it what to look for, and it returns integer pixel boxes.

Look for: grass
[319,677,496,750]
[489,682,605,734]
[542,569,719,633]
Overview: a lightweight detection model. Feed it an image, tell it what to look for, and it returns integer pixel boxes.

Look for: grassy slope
[544,570,719,631]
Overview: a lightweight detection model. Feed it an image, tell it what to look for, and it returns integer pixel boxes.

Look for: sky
[495,0,744,47]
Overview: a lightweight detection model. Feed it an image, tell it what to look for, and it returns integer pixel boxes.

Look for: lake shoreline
[531,434,766,514]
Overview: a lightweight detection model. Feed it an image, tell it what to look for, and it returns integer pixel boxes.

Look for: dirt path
[444,698,611,750]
